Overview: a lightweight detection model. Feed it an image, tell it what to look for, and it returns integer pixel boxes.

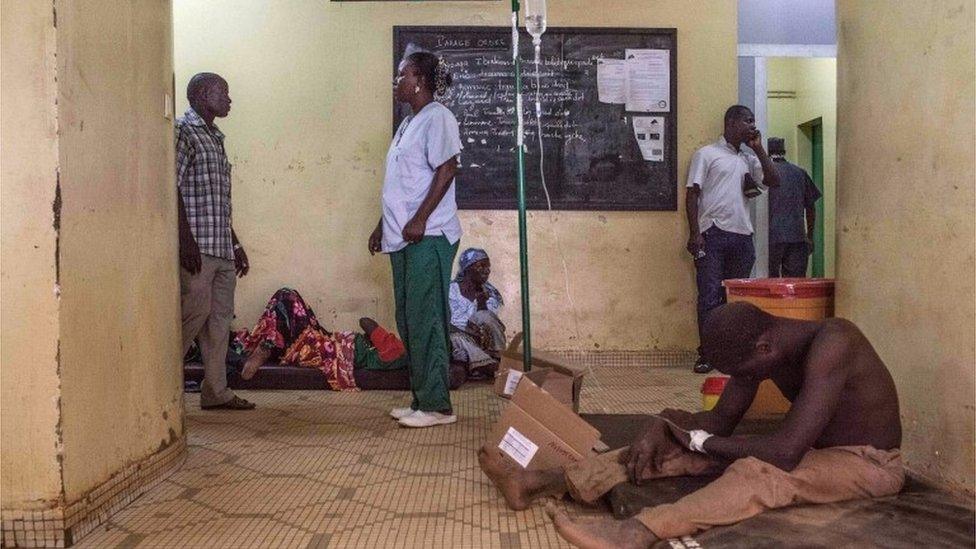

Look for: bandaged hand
[666,422,712,454]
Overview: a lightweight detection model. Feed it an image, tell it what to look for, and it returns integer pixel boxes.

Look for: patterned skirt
[236,288,357,391]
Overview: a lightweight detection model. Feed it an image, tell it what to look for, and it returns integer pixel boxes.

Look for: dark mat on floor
[184,361,468,391]
[581,413,781,450]
[581,413,975,548]
[690,478,974,549]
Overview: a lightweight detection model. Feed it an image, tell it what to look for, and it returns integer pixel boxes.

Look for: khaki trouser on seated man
[564,444,904,540]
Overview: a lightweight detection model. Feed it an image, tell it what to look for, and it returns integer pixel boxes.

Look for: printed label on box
[498,426,538,468]
[503,370,524,396]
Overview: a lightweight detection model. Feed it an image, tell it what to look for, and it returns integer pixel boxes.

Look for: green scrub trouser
[389,235,458,412]
[353,333,409,371]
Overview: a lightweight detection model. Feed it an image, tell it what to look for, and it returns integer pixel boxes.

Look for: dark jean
[769,241,809,278]
[695,227,756,343]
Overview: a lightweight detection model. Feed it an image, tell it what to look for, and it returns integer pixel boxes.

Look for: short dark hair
[701,302,775,368]
[186,72,224,102]
[767,137,786,155]
[724,105,753,127]
[405,51,453,97]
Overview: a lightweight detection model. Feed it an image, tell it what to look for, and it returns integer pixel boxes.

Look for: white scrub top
[381,101,463,253]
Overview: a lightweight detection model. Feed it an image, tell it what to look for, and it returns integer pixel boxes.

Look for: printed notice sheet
[633,116,665,162]
[625,49,670,112]
[597,58,627,104]
[499,427,539,468]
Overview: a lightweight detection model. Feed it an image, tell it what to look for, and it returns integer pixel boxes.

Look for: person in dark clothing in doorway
[767,137,822,278]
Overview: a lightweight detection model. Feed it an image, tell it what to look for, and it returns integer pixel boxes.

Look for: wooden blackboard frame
[393,25,678,211]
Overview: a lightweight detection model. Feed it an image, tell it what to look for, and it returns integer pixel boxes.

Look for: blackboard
[393,26,678,211]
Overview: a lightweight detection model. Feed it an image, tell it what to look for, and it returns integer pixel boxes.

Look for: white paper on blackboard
[625,49,670,112]
[597,58,627,104]
[633,116,665,162]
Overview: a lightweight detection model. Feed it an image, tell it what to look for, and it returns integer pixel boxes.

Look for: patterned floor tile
[106,499,222,535]
[191,477,342,515]
[130,517,313,548]
[166,462,265,489]
[234,445,361,476]
[75,361,702,548]
[124,480,190,509]
[181,446,234,470]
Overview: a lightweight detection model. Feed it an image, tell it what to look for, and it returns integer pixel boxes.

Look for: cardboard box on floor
[487,376,608,471]
[493,333,585,412]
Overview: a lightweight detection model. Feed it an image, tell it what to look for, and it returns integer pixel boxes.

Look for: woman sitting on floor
[449,248,507,379]
[236,288,406,390]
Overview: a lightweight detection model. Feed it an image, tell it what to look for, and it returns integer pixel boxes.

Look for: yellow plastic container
[722,278,835,419]
[701,376,728,411]
[702,394,720,411]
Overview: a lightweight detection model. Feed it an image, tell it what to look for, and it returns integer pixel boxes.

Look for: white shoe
[390,407,415,420]
[397,410,458,428]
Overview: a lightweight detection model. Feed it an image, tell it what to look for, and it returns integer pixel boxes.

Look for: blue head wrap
[457,248,488,273]
[453,248,503,305]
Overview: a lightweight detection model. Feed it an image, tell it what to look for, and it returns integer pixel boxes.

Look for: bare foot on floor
[478,447,540,510]
[241,347,270,380]
[547,502,657,549]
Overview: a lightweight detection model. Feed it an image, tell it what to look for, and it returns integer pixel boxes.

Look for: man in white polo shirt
[685,105,779,373]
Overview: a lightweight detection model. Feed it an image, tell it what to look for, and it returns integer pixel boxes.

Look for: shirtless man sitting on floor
[479,302,904,548]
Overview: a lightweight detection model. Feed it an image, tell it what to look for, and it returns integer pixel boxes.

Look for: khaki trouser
[181,255,236,407]
[564,445,904,540]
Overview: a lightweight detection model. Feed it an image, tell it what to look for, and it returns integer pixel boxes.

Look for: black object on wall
[393,26,678,211]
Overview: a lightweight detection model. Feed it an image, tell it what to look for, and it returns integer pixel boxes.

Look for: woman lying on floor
[449,248,508,380]
[235,288,406,390]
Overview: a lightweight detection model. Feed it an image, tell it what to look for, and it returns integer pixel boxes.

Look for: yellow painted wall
[173,0,738,352]
[766,57,837,276]
[836,0,975,491]
[0,1,64,509]
[2,0,182,510]
[55,1,183,500]
[766,60,800,160]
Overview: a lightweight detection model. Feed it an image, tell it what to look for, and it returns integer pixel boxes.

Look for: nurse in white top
[685,105,780,374]
[368,51,463,428]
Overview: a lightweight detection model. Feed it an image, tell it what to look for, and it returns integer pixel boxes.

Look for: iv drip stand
[510,0,532,371]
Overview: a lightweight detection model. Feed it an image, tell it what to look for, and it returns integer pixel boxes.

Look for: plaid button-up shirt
[176,108,234,260]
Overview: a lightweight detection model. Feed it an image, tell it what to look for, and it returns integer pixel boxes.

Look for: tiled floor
[76,364,703,548]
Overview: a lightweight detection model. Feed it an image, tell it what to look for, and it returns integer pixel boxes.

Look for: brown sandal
[201,395,256,410]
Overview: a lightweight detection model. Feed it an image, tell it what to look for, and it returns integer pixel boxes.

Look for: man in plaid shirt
[177,72,255,410]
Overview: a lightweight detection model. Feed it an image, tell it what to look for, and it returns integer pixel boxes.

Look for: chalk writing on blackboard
[394,26,678,211]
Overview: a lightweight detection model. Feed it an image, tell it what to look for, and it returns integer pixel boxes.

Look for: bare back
[771,318,902,450]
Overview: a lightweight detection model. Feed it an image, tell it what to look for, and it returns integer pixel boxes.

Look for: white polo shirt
[381,101,463,253]
[686,136,764,235]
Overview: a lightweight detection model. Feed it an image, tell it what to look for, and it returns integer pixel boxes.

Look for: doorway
[799,118,826,277]
[744,54,836,278]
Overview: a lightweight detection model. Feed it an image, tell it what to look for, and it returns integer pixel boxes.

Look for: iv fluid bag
[525,0,547,41]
